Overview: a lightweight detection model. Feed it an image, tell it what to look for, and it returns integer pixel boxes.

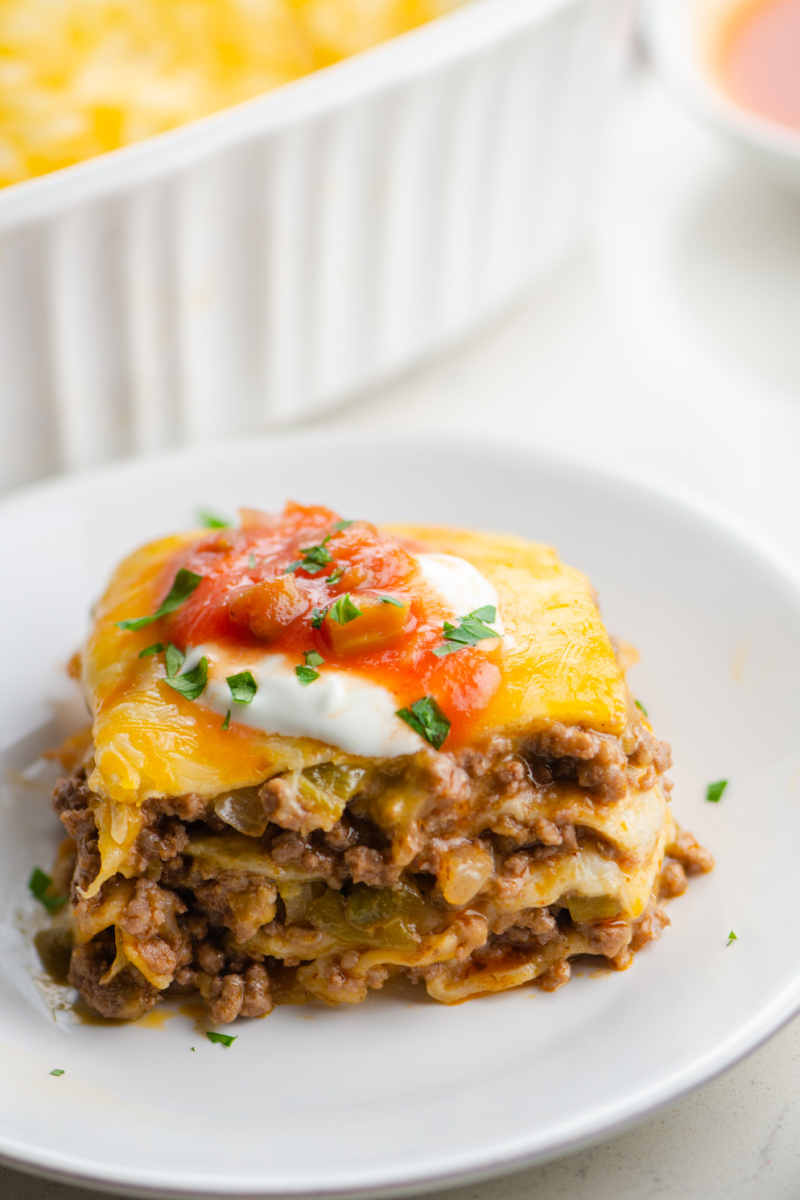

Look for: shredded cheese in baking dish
[0,0,463,187]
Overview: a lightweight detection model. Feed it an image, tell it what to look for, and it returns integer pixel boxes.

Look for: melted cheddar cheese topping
[81,504,628,808]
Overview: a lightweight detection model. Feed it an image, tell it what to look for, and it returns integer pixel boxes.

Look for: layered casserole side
[45,505,713,1022]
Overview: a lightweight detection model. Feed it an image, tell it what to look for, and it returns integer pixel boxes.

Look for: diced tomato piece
[429,649,501,717]
[323,594,411,656]
[229,574,309,639]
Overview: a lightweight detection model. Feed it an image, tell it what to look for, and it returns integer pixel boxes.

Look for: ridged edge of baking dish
[0,0,628,490]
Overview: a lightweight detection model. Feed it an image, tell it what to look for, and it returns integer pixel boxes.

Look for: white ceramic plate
[3,431,800,1200]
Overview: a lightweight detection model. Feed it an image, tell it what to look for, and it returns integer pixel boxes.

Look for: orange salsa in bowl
[717,0,800,133]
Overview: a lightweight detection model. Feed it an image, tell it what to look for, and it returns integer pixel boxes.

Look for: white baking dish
[0,0,628,492]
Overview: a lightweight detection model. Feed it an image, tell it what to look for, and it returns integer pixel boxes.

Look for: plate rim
[3,429,800,1199]
[2,995,800,1200]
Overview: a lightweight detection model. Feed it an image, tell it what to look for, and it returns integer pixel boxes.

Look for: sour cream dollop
[182,552,501,757]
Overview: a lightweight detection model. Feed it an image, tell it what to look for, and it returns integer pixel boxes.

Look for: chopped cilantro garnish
[304,650,324,668]
[28,867,67,914]
[197,509,231,529]
[284,538,333,575]
[248,552,257,570]
[311,606,327,630]
[380,596,405,607]
[706,780,728,803]
[165,643,185,678]
[117,568,203,631]
[328,594,362,625]
[29,867,52,897]
[190,1046,196,1052]
[206,1031,237,1048]
[634,699,649,717]
[227,671,258,704]
[139,643,165,659]
[296,665,320,685]
[331,520,353,532]
[221,710,231,731]
[154,569,204,616]
[727,930,738,946]
[116,616,159,633]
[396,696,450,749]
[326,567,344,585]
[432,605,501,657]
[164,657,208,701]
[50,1069,65,1077]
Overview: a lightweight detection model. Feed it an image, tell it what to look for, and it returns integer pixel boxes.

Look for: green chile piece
[278,880,326,923]
[565,894,622,923]
[356,780,426,836]
[213,786,269,837]
[296,763,366,823]
[307,884,422,950]
[343,881,420,927]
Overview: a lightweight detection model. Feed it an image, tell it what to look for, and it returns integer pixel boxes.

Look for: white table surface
[4,64,800,1200]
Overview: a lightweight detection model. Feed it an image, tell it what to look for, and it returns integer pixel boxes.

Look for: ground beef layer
[47,721,712,1024]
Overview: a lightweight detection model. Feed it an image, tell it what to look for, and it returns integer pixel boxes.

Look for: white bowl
[644,0,800,192]
[3,431,800,1198]
[0,0,628,495]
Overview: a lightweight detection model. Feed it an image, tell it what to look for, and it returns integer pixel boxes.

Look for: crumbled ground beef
[260,776,317,835]
[494,907,561,947]
[118,878,191,983]
[193,873,277,942]
[68,931,159,1020]
[191,965,274,1024]
[667,829,715,875]
[343,846,398,888]
[52,772,100,895]
[47,703,707,1024]
[629,904,671,953]
[58,807,100,896]
[659,859,688,898]
[198,971,246,1024]
[537,959,571,992]
[270,831,344,888]
[322,820,361,852]
[576,917,631,959]
[128,810,189,874]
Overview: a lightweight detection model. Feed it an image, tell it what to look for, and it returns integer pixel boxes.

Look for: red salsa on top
[146,503,502,747]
